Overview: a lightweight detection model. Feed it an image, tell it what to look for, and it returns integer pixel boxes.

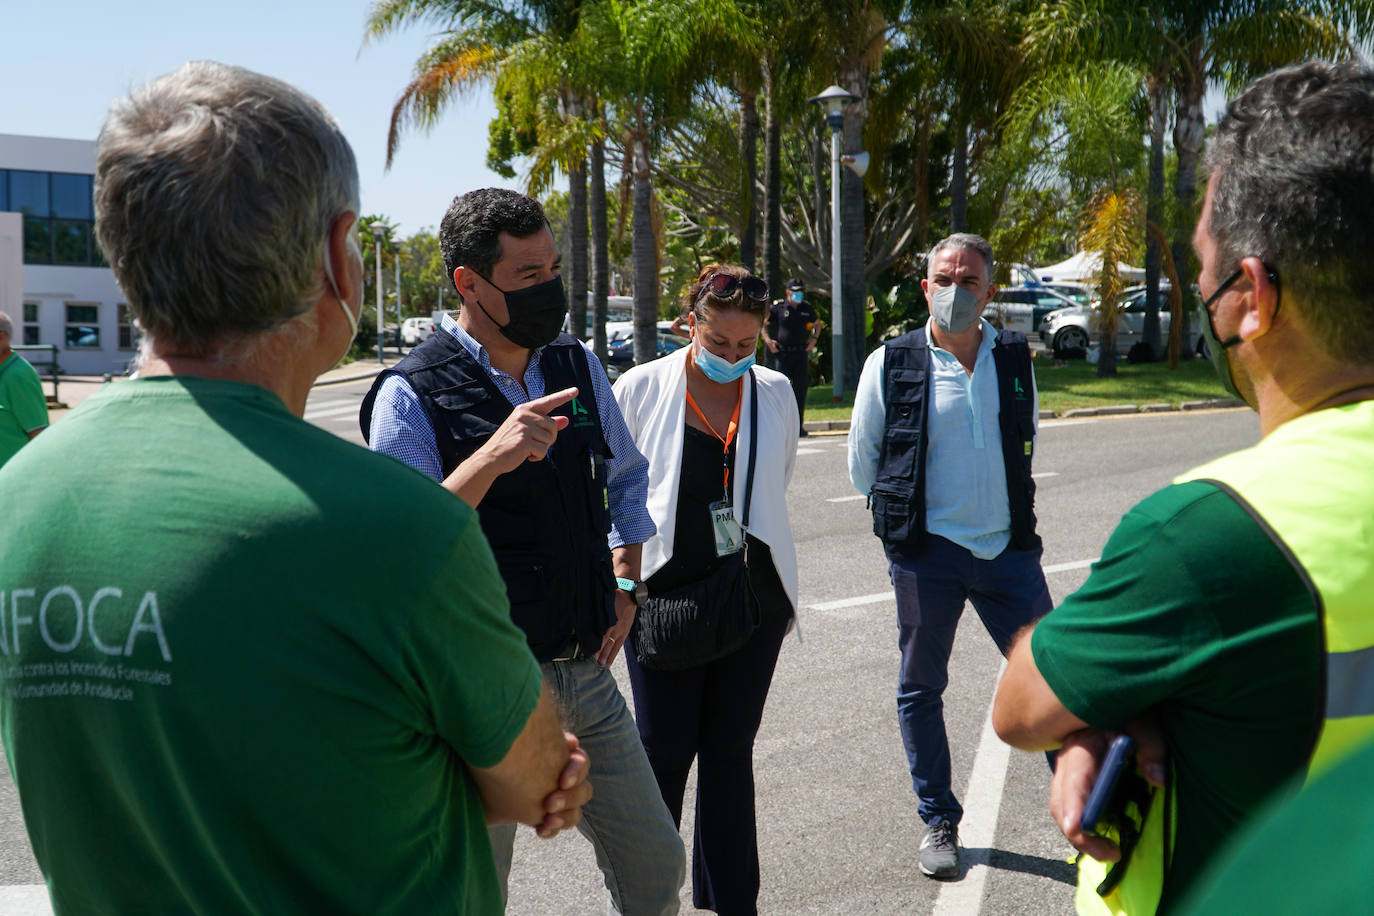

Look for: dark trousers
[626,608,791,915]
[771,348,808,431]
[888,535,1052,826]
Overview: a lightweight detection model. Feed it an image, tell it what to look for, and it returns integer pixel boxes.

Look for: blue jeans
[489,659,685,915]
[888,536,1052,826]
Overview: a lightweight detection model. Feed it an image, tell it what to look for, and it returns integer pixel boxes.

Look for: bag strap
[741,369,758,529]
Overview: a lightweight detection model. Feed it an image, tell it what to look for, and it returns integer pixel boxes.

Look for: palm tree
[1163,0,1364,351]
[582,0,756,366]
[365,0,597,335]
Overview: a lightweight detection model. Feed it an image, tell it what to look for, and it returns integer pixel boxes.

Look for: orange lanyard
[685,381,742,492]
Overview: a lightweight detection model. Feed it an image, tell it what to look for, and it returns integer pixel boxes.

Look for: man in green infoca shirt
[0,62,590,915]
[992,60,1374,914]
[0,312,48,467]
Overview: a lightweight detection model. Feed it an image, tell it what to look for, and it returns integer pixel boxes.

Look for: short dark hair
[439,188,549,295]
[685,263,767,325]
[1207,60,1374,365]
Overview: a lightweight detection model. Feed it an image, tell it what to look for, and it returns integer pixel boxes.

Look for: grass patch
[1032,355,1228,413]
[803,354,1228,421]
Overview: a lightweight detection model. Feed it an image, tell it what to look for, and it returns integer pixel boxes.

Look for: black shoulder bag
[631,370,762,671]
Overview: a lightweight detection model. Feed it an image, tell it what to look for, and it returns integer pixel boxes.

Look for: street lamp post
[394,245,403,356]
[809,85,859,402]
[370,221,392,364]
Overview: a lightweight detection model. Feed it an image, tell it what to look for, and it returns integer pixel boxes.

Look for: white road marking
[1039,419,1096,428]
[806,557,1096,612]
[1032,471,1058,479]
[1043,558,1095,574]
[303,403,363,421]
[0,886,51,915]
[808,592,892,612]
[825,494,867,503]
[932,662,1012,916]
[794,447,824,455]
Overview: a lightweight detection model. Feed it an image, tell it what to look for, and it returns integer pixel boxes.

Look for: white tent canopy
[1034,251,1145,284]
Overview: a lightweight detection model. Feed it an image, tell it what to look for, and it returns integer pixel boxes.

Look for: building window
[6,170,99,267]
[117,305,139,351]
[65,303,100,349]
[22,303,40,346]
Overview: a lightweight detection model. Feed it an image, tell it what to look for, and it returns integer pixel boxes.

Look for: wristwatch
[615,577,650,607]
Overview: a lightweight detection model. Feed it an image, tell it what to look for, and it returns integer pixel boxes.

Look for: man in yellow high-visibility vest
[992,59,1374,914]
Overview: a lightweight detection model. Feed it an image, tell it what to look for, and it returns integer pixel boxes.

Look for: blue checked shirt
[368,313,655,549]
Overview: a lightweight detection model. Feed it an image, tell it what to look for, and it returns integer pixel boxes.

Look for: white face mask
[321,228,362,341]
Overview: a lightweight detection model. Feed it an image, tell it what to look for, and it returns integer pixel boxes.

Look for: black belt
[550,640,589,662]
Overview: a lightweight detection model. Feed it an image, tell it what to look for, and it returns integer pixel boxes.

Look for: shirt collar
[441,311,492,368]
[923,316,997,358]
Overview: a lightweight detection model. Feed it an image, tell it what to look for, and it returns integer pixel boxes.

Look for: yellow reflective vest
[1074,401,1374,915]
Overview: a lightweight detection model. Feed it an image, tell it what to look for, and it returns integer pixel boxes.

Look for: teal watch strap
[615,577,635,592]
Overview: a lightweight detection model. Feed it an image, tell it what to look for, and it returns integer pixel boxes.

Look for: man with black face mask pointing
[847,232,1051,880]
[363,188,685,913]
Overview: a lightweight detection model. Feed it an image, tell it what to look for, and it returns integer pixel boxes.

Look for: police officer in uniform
[762,278,820,436]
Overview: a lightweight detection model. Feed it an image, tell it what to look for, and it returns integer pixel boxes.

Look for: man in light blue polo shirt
[848,232,1051,879]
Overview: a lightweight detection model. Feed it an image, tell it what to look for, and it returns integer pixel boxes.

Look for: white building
[0,133,132,376]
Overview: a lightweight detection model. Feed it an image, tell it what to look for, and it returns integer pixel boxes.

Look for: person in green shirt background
[0,311,48,467]
[0,61,590,915]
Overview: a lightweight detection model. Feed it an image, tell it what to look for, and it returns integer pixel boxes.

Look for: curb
[1056,398,1244,418]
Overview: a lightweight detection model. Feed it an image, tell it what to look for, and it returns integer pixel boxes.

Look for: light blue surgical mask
[695,343,755,383]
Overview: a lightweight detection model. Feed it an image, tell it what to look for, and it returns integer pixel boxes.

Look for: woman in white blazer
[612,264,799,915]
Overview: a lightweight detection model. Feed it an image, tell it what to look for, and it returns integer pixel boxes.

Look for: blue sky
[2,0,512,236]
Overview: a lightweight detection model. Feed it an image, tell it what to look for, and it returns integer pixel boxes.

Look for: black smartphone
[1080,734,1135,834]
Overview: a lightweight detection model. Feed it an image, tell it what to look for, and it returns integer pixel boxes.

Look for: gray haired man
[848,232,1051,878]
[0,311,48,467]
[0,61,588,913]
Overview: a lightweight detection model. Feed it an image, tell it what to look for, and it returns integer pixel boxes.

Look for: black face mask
[475,274,568,350]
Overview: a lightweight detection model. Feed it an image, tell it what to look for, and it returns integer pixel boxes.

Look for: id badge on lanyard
[709,498,744,556]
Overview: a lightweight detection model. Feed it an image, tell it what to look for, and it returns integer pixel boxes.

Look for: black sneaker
[919,820,960,878]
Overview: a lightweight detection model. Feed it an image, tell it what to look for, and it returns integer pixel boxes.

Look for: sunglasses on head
[697,273,769,303]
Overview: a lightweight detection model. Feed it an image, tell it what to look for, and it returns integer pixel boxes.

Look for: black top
[768,298,818,349]
[647,423,790,623]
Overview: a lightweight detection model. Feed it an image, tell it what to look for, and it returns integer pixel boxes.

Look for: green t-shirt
[1178,735,1374,914]
[0,352,50,467]
[0,377,542,915]
[1031,480,1323,910]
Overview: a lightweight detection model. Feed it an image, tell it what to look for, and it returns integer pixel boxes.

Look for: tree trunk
[1143,74,1167,358]
[914,114,933,251]
[590,136,611,362]
[738,87,759,273]
[1172,61,1207,356]
[840,68,868,393]
[761,56,783,297]
[631,129,659,367]
[568,155,589,345]
[950,118,969,233]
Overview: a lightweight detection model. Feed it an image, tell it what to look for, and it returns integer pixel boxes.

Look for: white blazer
[612,346,801,611]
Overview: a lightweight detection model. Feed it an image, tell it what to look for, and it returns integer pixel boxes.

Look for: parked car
[604,329,688,379]
[989,286,1081,335]
[1038,284,1206,358]
[401,316,434,346]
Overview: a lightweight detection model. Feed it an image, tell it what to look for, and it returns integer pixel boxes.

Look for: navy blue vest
[360,332,616,661]
[869,327,1040,558]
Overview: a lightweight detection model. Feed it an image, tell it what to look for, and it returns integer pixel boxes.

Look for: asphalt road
[0,378,1262,915]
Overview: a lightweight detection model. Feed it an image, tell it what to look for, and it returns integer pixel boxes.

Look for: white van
[401,316,434,346]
